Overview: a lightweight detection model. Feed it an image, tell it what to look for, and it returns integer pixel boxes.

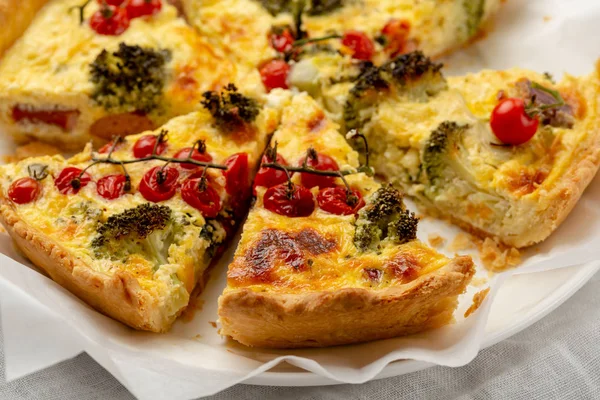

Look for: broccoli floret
[258,0,342,15]
[201,84,261,133]
[258,0,291,15]
[463,0,485,38]
[344,51,447,130]
[420,121,474,197]
[354,185,419,252]
[307,0,343,15]
[90,43,171,114]
[91,204,183,269]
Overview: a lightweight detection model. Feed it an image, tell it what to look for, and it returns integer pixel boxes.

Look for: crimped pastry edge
[218,256,474,348]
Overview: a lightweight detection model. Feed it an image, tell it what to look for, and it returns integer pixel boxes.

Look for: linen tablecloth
[1,272,598,400]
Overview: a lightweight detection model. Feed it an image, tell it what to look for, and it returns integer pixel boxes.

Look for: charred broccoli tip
[201,84,260,132]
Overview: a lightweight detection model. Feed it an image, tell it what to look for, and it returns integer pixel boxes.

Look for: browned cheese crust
[218,256,474,348]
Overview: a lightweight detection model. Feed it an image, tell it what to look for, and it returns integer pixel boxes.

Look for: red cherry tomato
[263,183,315,217]
[89,5,130,36]
[317,186,365,215]
[222,153,249,198]
[126,0,162,19]
[133,135,167,158]
[98,139,123,154]
[490,98,539,145]
[173,148,213,170]
[269,27,295,53]
[381,19,411,56]
[181,178,221,218]
[299,153,339,189]
[342,30,375,60]
[8,177,41,204]
[55,167,92,195]
[96,174,128,200]
[253,153,289,194]
[139,166,179,202]
[259,59,290,92]
[97,0,125,5]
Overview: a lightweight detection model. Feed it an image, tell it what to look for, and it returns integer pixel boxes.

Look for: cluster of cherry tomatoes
[89,0,162,36]
[259,19,411,92]
[254,151,365,217]
[8,135,250,220]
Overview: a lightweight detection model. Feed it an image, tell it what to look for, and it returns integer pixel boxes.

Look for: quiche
[182,0,501,94]
[0,86,278,332]
[0,0,262,150]
[338,51,600,248]
[218,92,474,348]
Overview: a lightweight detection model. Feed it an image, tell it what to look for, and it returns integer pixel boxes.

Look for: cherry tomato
[181,178,221,218]
[126,0,162,19]
[8,177,41,204]
[259,59,290,92]
[98,0,125,5]
[98,139,123,154]
[133,134,167,158]
[299,153,339,189]
[263,183,315,217]
[97,174,128,200]
[253,153,289,194]
[342,30,375,61]
[173,148,213,170]
[317,186,365,215]
[139,166,179,202]
[222,153,249,198]
[269,27,295,53]
[490,98,539,145]
[89,4,130,36]
[55,167,92,195]
[381,19,411,56]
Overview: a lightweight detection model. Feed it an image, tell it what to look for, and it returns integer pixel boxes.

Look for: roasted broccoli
[258,0,342,15]
[344,51,447,130]
[463,0,485,38]
[307,0,343,15]
[201,84,261,133]
[90,43,171,113]
[354,185,419,252]
[91,203,184,269]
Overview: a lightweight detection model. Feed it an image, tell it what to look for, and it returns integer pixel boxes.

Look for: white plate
[246,262,600,386]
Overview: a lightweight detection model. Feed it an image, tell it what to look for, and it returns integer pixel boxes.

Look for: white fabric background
[0,272,598,400]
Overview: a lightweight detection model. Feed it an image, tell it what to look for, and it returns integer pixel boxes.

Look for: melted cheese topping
[0,105,279,311]
[0,0,263,146]
[226,92,449,294]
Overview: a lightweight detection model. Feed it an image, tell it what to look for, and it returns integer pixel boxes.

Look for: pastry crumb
[470,276,488,287]
[428,233,445,248]
[448,233,475,252]
[209,321,217,328]
[543,15,552,22]
[478,237,521,272]
[464,287,491,318]
[193,334,202,341]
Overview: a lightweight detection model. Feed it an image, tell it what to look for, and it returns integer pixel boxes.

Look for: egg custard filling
[0,0,262,150]
[218,92,474,348]
[0,86,279,332]
[334,52,600,248]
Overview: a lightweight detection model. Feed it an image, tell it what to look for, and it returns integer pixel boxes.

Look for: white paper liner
[1,0,600,398]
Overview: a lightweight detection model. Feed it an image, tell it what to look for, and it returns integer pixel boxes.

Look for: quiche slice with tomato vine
[339,51,600,249]
[182,0,500,92]
[218,92,474,348]
[0,0,262,150]
[0,86,278,332]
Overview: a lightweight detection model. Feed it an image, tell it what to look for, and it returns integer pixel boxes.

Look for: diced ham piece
[12,105,80,131]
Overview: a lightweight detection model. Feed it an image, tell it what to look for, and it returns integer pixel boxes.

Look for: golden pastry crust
[219,256,474,348]
[0,200,174,332]
[0,0,48,56]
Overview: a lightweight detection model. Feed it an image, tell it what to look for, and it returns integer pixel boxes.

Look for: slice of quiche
[218,92,474,348]
[0,0,262,150]
[182,0,500,93]
[0,0,48,56]
[337,51,600,248]
[0,86,278,332]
